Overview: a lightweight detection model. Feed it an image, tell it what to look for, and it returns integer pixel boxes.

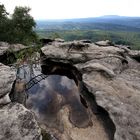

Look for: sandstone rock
[115,44,131,50]
[10,79,27,106]
[79,62,115,78]
[54,38,65,42]
[0,64,42,140]
[0,42,27,54]
[0,94,11,105]
[0,42,10,56]
[95,40,114,46]
[10,44,28,52]
[0,63,16,105]
[0,42,28,64]
[128,50,140,62]
[53,106,109,140]
[0,103,42,140]
[41,40,140,140]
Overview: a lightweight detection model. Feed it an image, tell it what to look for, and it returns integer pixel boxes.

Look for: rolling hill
[36,15,140,31]
[35,15,140,49]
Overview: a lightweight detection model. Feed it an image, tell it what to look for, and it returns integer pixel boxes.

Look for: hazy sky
[0,0,140,19]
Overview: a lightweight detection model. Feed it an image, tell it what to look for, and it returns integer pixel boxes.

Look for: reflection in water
[17,63,91,133]
[27,75,91,129]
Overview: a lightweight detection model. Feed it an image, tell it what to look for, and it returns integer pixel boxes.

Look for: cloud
[60,76,76,90]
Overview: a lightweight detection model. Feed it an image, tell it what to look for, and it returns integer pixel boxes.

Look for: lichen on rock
[0,103,42,140]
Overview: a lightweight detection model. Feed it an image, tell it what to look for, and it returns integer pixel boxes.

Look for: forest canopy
[0,4,37,45]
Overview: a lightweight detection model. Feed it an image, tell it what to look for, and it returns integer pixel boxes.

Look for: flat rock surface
[41,40,140,140]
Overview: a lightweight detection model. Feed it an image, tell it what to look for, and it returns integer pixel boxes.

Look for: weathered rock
[0,42,10,56]
[0,103,42,140]
[41,40,140,140]
[0,42,28,64]
[0,42,27,53]
[43,106,109,140]
[0,63,42,140]
[0,63,16,105]
[115,44,131,50]
[10,79,27,106]
[10,44,28,52]
[95,40,114,46]
[54,38,65,42]
[128,50,140,62]
[77,62,115,78]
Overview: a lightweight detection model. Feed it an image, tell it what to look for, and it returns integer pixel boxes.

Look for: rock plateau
[0,40,140,140]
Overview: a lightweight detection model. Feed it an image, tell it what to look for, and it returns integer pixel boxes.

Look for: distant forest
[35,16,140,50]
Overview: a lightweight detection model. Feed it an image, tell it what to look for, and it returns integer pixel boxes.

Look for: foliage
[0,4,10,41]
[0,4,8,18]
[12,44,41,61]
[0,4,37,45]
[11,6,37,44]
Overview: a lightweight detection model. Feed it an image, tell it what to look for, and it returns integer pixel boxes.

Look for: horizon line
[35,15,140,21]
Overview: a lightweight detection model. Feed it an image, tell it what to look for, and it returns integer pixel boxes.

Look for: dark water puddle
[16,63,91,132]
[27,75,91,129]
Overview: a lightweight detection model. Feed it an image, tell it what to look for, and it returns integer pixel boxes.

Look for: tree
[0,4,10,41]
[0,4,37,45]
[0,4,8,19]
[11,6,37,44]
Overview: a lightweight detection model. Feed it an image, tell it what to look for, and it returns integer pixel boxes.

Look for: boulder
[0,42,10,56]
[0,42,28,64]
[0,63,16,105]
[128,50,140,62]
[95,40,114,46]
[0,63,42,140]
[41,40,140,140]
[0,42,28,53]
[0,103,42,140]
[10,44,28,52]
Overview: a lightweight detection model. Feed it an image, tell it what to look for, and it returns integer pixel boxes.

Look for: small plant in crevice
[5,43,42,65]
